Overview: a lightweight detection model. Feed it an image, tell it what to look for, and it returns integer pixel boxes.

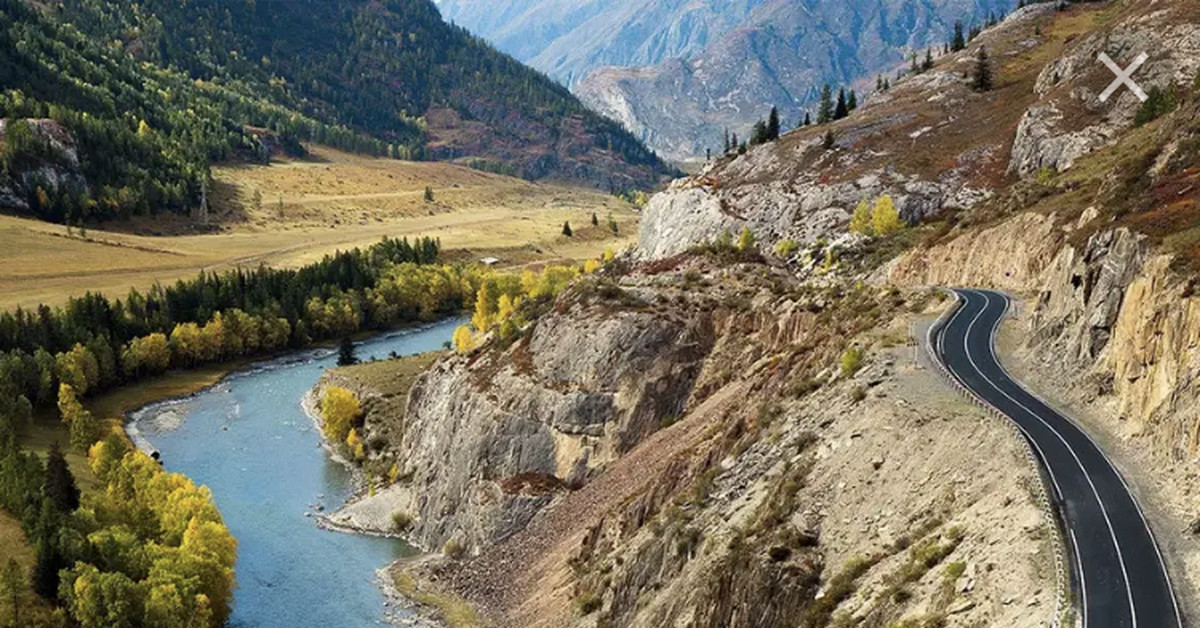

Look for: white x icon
[1098,52,1148,103]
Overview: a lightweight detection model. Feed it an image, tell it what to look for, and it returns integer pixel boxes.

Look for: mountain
[0,0,670,225]
[435,0,768,86]
[438,0,1011,162]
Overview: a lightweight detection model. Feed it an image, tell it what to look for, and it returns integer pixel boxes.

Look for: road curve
[930,288,1180,628]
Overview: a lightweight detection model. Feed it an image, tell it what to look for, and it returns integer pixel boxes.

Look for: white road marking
[960,290,1137,628]
[986,292,1182,628]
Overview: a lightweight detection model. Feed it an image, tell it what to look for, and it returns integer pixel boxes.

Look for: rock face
[0,119,85,214]
[337,290,717,553]
[1008,11,1200,178]
[442,0,1012,162]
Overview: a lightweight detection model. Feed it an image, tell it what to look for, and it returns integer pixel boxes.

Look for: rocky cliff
[324,253,1058,627]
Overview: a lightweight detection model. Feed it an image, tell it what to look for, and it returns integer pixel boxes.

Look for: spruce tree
[817,85,834,124]
[822,130,836,150]
[591,212,599,226]
[766,107,781,141]
[336,337,358,367]
[562,221,573,237]
[834,88,849,120]
[923,48,935,71]
[972,46,994,91]
[803,112,812,127]
[951,21,966,51]
[750,120,768,145]
[43,442,79,515]
[847,90,858,111]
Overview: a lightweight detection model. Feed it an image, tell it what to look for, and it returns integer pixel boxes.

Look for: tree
[766,107,781,141]
[723,128,731,154]
[562,221,573,237]
[750,120,769,145]
[607,213,619,235]
[847,90,858,111]
[849,198,873,235]
[452,325,474,355]
[591,212,599,226]
[872,195,903,236]
[737,226,756,252]
[44,442,80,515]
[972,46,993,92]
[951,21,966,51]
[803,112,812,127]
[336,337,358,367]
[817,85,834,124]
[472,281,496,331]
[320,387,362,443]
[424,186,434,203]
[923,48,935,71]
[0,559,21,627]
[834,88,849,120]
[58,383,100,452]
[822,130,836,150]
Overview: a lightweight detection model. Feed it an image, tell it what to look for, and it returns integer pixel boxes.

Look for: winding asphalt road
[930,288,1180,628]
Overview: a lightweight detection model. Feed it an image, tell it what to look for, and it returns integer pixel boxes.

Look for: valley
[0,147,638,311]
[2,0,1200,627]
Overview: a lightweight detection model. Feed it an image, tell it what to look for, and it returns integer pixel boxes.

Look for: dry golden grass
[0,146,638,311]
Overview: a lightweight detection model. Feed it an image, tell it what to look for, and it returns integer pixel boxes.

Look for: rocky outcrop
[638,160,985,260]
[1008,9,1200,178]
[0,119,85,213]
[332,286,717,554]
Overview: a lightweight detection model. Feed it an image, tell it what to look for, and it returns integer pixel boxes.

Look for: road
[930,288,1180,628]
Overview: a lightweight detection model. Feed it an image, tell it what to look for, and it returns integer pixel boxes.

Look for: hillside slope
[0,0,670,225]
[440,0,1011,162]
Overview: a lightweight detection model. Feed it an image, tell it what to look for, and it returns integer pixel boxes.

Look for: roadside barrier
[920,292,1073,628]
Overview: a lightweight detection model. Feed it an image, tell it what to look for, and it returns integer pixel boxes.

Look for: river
[128,319,461,627]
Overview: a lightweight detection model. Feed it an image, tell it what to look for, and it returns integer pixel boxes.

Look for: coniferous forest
[0,0,670,225]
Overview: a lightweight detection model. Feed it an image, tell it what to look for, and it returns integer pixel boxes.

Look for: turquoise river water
[129,320,461,627]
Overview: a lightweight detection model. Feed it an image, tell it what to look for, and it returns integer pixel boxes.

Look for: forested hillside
[0,0,669,225]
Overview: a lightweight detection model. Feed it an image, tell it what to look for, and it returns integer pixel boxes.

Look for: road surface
[930,288,1180,628]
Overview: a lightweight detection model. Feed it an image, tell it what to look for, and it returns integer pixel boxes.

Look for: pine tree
[972,46,994,92]
[44,442,79,515]
[766,107,781,141]
[424,186,434,203]
[876,75,883,91]
[923,48,935,71]
[591,212,599,227]
[750,120,769,145]
[951,21,967,51]
[817,85,834,124]
[1,558,21,627]
[723,128,731,154]
[803,112,812,127]
[847,90,858,111]
[562,221,573,237]
[834,88,849,120]
[336,337,358,366]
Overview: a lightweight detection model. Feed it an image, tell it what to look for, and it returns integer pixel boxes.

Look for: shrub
[442,538,465,559]
[849,385,867,403]
[840,347,865,378]
[391,511,413,532]
[1134,86,1178,126]
[775,239,800,258]
[575,592,602,615]
[737,226,757,252]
